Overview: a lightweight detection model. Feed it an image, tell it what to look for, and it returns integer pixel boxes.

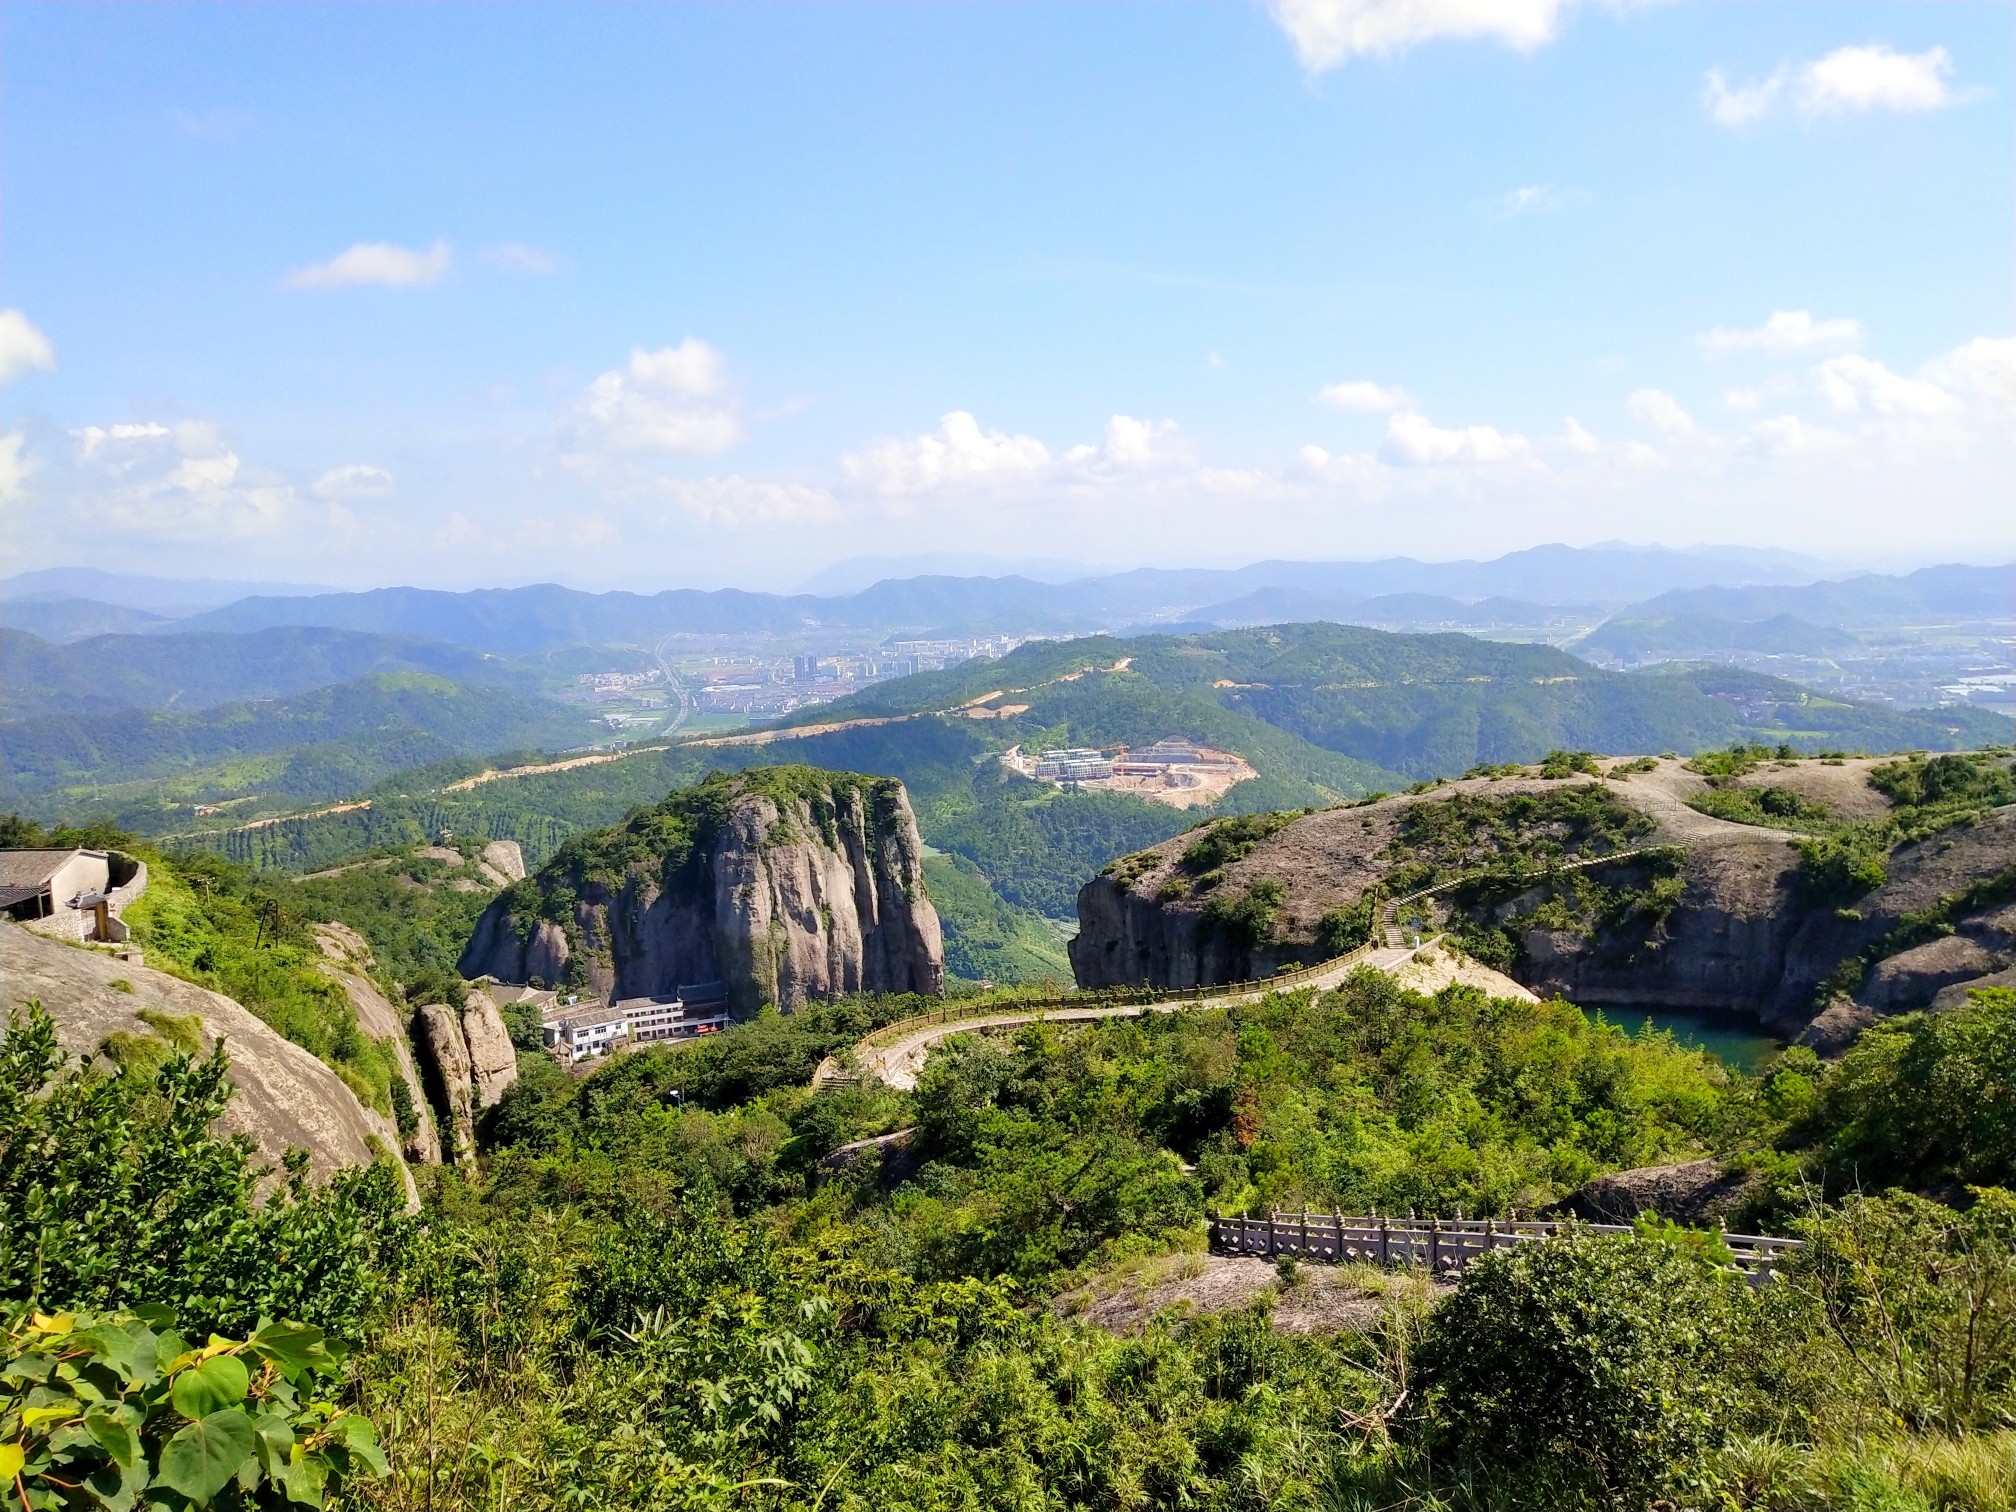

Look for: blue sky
[2,1,2010,591]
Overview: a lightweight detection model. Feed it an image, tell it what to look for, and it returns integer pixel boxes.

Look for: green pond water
[1581,1006,1782,1076]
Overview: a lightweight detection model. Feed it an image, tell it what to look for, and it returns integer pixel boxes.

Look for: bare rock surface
[1384,942,1538,1003]
[310,924,443,1164]
[1,921,415,1202]
[480,839,526,883]
[1072,756,2014,1049]
[461,998,519,1109]
[1932,967,2016,1010]
[1859,935,2004,1011]
[1798,1000,1879,1057]
[460,769,943,1013]
[1552,1158,1751,1227]
[416,1002,477,1162]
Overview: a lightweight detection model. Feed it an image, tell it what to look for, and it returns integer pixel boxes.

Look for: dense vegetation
[4,672,606,822]
[0,623,641,720]
[7,970,2015,1510]
[775,626,2010,780]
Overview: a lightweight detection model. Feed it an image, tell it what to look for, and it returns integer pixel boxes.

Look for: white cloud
[1921,336,2016,410]
[1271,0,1569,71]
[0,433,31,503]
[1317,379,1410,412]
[1698,310,1863,357]
[74,422,171,457]
[1706,45,1971,127]
[1702,67,1787,127]
[842,411,1052,497]
[312,463,395,499]
[568,340,741,455]
[1802,44,1965,116]
[1296,444,1382,484]
[1068,415,1189,469]
[286,240,452,289]
[656,475,840,528]
[1383,410,1532,466]
[1557,417,1602,454]
[1723,388,1763,413]
[1812,355,1957,418]
[1487,184,1587,219]
[483,243,561,274]
[1626,389,1696,437]
[43,417,292,543]
[0,310,56,385]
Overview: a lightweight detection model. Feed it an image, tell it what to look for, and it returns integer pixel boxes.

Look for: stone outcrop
[0,920,416,1205]
[478,839,526,888]
[311,923,441,1164]
[1551,1158,1753,1228]
[1071,756,2015,1049]
[459,766,944,1013]
[412,997,519,1163]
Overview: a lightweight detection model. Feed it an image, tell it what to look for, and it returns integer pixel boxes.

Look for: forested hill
[2,673,607,821]
[764,623,2013,780]
[0,624,600,720]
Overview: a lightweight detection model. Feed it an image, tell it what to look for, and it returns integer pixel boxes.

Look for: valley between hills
[4,555,2014,1509]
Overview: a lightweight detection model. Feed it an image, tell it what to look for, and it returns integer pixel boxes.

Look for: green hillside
[781,625,2008,779]
[2,672,609,821]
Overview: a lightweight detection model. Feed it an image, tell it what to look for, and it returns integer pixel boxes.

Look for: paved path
[831,940,1431,1091]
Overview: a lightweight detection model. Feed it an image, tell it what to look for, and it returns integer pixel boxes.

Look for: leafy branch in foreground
[1,1306,386,1510]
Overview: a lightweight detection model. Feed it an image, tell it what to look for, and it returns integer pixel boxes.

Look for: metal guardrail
[1211,1210,1803,1285]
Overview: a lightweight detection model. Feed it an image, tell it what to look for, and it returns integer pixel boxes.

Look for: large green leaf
[279,1451,330,1509]
[76,1323,159,1388]
[169,1355,249,1421]
[248,1320,333,1380]
[83,1409,141,1469]
[157,1408,256,1505]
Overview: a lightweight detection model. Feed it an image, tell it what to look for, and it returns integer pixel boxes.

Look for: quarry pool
[1581,1006,1782,1075]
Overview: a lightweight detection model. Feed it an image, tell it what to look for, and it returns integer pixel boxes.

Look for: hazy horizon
[3,2,2010,592]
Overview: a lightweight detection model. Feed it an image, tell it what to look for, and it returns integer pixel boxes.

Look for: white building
[1033,748,1114,781]
[542,998,630,1062]
[614,993,733,1045]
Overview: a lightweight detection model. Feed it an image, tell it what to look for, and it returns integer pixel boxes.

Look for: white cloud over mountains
[286,241,453,289]
[1698,311,1863,356]
[11,327,2009,583]
[1271,0,1569,71]
[566,340,742,456]
[1705,45,1972,128]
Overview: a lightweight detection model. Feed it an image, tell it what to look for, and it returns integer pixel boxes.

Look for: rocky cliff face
[1,921,416,1205]
[311,922,442,1165]
[1072,755,2015,1047]
[412,997,518,1163]
[459,766,944,1013]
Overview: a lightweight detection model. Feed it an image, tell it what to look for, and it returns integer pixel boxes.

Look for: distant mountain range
[8,545,2003,652]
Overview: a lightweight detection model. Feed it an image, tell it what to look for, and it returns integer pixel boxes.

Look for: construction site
[1001,738,1257,809]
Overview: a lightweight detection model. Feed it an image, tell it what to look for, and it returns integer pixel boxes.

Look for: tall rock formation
[412,996,519,1163]
[459,766,944,1013]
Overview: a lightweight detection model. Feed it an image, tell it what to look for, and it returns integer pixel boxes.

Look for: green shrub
[1416,1228,1753,1507]
[1786,1188,2016,1435]
[0,1003,409,1341]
